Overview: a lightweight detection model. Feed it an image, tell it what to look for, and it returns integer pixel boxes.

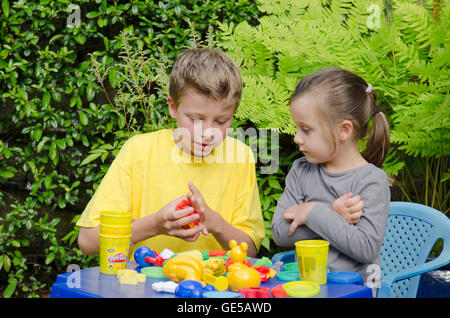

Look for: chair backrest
[380,201,450,297]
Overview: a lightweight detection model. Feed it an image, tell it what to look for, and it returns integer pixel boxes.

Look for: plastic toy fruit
[175,280,215,298]
[176,199,199,229]
[178,249,203,262]
[253,266,276,282]
[133,246,157,268]
[202,257,226,277]
[227,267,261,291]
[162,255,203,282]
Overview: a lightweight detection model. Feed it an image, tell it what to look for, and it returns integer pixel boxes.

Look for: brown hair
[290,68,390,168]
[169,48,243,108]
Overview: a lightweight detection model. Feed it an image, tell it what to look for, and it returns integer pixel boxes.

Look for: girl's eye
[301,127,310,134]
[216,120,228,125]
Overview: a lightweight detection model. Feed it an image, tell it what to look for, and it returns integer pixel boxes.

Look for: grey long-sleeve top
[271,157,390,282]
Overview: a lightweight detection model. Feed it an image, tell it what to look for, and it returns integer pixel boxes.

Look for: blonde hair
[290,68,390,168]
[169,48,243,108]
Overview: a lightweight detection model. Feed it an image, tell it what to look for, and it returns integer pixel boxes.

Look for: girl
[271,68,391,283]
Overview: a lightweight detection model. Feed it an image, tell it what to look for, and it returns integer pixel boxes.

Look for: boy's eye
[216,119,229,125]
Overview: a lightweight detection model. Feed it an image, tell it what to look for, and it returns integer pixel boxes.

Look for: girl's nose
[294,131,303,145]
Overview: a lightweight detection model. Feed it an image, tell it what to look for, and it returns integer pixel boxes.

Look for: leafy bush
[0,0,259,297]
[218,0,449,215]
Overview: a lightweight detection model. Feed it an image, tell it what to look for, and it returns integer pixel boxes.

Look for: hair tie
[365,84,373,93]
[372,106,382,117]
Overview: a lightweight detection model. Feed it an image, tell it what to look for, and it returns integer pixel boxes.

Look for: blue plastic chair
[270,201,450,298]
[378,201,450,297]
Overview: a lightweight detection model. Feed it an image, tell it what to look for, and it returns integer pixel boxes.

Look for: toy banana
[162,255,203,282]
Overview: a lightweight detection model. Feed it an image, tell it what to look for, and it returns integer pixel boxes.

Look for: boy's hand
[154,195,203,242]
[331,193,364,225]
[187,181,213,236]
[282,202,316,236]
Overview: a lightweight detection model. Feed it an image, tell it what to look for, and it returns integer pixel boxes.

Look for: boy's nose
[202,127,223,143]
[202,128,213,141]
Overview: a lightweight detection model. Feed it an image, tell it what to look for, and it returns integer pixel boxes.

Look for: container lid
[327,271,363,284]
[283,262,299,272]
[203,291,244,298]
[98,233,131,239]
[276,270,300,281]
[283,281,320,297]
[141,266,166,279]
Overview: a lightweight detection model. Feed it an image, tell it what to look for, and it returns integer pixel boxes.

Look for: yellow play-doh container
[100,223,132,236]
[99,233,131,275]
[295,240,329,285]
[100,211,132,226]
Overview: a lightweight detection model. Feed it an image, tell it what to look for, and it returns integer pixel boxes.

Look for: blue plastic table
[50,262,373,298]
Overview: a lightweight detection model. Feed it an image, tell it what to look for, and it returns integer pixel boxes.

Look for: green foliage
[0,194,95,297]
[0,0,259,297]
[219,0,449,212]
[257,150,299,253]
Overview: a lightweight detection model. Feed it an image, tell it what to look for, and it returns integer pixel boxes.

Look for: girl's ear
[167,96,177,118]
[338,120,354,141]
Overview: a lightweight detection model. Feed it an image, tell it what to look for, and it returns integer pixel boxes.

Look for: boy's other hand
[331,193,364,225]
[155,195,203,241]
[187,181,213,236]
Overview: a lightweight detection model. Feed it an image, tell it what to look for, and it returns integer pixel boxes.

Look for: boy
[77,48,265,257]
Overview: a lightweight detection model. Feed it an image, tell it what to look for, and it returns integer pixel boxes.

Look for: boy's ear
[167,96,177,118]
[338,120,353,141]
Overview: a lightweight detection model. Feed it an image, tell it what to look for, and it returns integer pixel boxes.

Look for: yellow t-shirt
[76,129,265,255]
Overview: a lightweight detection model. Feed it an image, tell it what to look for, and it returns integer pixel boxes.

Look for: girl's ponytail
[362,99,390,168]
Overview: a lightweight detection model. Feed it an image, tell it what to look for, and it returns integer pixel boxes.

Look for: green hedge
[0,0,260,298]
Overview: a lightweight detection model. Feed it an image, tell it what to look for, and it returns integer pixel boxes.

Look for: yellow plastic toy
[229,240,248,263]
[228,267,261,291]
[227,262,248,273]
[177,250,203,262]
[162,255,203,282]
[117,269,146,285]
[203,273,229,291]
[226,239,262,291]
